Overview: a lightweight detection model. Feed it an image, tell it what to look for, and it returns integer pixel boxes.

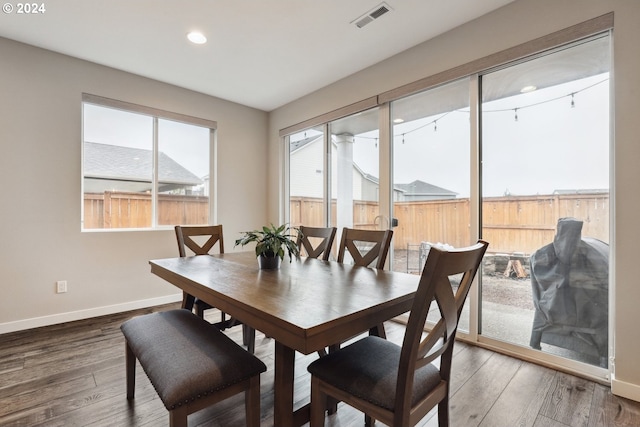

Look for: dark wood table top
[149,252,419,354]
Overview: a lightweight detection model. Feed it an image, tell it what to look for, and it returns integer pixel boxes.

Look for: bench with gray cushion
[120,309,266,427]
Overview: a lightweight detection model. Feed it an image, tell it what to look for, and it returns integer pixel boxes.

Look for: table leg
[274,341,296,426]
[273,341,338,425]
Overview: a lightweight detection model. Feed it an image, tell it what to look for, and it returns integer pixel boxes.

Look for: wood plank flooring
[1,303,639,427]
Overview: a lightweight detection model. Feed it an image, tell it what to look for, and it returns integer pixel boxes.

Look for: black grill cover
[529,217,609,363]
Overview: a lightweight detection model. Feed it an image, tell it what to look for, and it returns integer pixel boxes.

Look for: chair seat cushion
[307,336,441,411]
[121,309,266,410]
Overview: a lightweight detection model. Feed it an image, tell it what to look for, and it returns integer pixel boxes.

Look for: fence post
[103,191,111,229]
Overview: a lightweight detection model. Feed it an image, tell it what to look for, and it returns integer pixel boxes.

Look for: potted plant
[235,223,301,269]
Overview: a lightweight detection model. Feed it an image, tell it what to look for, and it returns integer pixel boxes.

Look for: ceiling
[0,0,515,111]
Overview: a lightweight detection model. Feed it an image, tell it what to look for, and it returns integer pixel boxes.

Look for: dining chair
[336,227,394,338]
[295,225,338,358]
[307,240,489,427]
[337,227,393,270]
[296,225,337,261]
[175,225,256,354]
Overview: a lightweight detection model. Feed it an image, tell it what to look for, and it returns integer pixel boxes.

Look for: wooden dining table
[149,251,419,426]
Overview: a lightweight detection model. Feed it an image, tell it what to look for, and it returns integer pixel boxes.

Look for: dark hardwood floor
[1,303,639,427]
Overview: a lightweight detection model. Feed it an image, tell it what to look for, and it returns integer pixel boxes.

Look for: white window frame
[81,93,217,231]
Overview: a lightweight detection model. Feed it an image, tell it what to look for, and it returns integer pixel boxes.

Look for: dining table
[149,251,419,426]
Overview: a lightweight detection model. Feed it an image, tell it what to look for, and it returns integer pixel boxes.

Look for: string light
[392,110,453,141]
[483,78,606,116]
[337,77,607,146]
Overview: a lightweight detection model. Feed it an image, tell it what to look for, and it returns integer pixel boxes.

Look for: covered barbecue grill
[529,217,609,367]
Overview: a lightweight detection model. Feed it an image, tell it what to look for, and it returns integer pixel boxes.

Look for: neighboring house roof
[289,134,321,153]
[84,141,202,186]
[395,180,458,197]
[353,163,380,186]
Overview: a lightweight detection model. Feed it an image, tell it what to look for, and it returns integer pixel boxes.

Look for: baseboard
[0,294,182,334]
[611,373,640,402]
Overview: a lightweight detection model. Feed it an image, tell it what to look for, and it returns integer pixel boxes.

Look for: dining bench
[120,309,266,427]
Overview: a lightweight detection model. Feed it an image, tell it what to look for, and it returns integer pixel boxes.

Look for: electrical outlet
[56,280,68,293]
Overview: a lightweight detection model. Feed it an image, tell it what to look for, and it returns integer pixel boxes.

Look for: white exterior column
[335,134,354,230]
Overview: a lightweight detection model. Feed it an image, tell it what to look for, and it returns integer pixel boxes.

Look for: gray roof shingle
[395,180,457,196]
[84,142,202,186]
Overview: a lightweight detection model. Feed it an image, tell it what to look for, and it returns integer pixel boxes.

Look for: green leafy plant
[235,223,301,261]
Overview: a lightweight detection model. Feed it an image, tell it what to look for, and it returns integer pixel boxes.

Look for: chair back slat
[337,228,393,269]
[175,225,224,257]
[296,226,337,261]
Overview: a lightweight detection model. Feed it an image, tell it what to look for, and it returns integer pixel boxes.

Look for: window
[289,126,326,228]
[82,95,215,230]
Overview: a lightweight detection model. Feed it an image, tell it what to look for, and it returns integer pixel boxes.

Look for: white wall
[290,138,324,198]
[290,139,369,201]
[268,0,640,401]
[0,38,268,331]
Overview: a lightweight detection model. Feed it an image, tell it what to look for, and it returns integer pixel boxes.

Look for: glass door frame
[280,18,613,384]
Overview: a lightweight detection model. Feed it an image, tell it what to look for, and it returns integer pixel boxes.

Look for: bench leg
[169,407,188,427]
[245,376,261,427]
[125,341,136,400]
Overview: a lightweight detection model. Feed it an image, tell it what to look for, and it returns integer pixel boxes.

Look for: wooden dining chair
[307,240,489,427]
[296,225,337,261]
[336,227,393,338]
[337,227,393,270]
[175,225,256,354]
[295,225,338,358]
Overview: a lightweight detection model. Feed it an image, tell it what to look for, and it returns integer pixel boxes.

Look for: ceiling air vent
[352,2,392,29]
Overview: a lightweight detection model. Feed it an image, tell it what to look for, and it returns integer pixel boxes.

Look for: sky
[346,73,609,198]
[83,104,210,178]
[84,72,609,200]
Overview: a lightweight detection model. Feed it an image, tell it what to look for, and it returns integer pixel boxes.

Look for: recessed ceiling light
[520,85,537,93]
[393,118,404,123]
[187,31,207,44]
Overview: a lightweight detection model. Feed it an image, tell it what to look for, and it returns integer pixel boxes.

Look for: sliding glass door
[325,108,381,262]
[328,108,380,232]
[288,126,326,228]
[480,35,610,367]
[390,79,472,330]
[284,27,611,376]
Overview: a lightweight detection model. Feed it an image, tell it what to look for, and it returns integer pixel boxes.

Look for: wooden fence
[84,191,609,255]
[290,193,609,255]
[84,192,208,229]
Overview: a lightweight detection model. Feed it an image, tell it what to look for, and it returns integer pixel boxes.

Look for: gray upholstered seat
[121,309,266,427]
[308,335,441,410]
